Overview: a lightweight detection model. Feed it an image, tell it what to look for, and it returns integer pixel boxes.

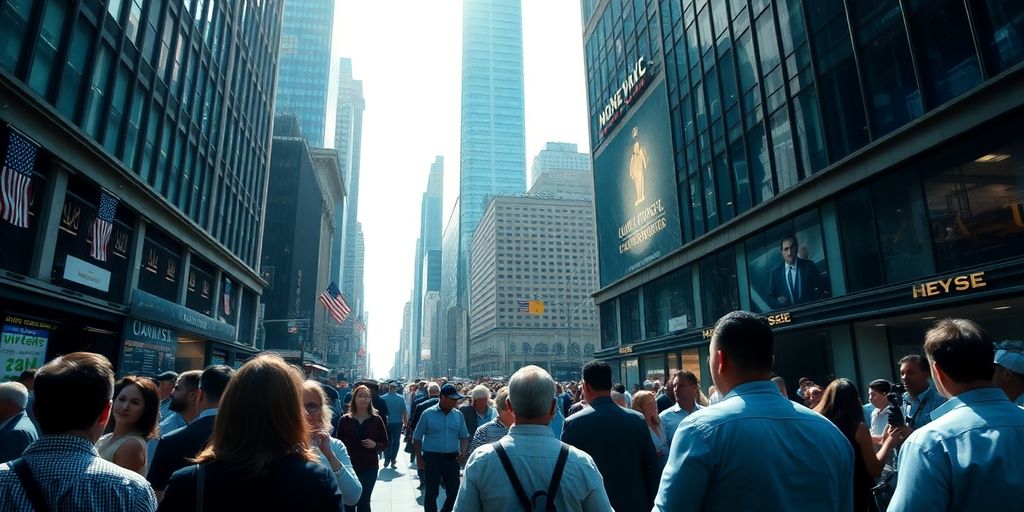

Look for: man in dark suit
[561,360,661,512]
[0,382,38,463]
[147,365,233,498]
[766,234,827,307]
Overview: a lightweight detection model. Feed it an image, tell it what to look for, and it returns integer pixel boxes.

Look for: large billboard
[594,80,682,286]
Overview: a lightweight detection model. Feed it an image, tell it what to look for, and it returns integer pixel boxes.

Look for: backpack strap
[542,444,571,511]
[12,458,51,512]
[492,442,533,511]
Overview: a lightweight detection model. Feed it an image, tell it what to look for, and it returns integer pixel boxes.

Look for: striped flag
[319,281,350,323]
[89,189,118,261]
[0,130,39,228]
[222,278,232,316]
[355,318,366,333]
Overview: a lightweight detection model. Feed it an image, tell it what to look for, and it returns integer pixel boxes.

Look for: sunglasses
[304,402,323,413]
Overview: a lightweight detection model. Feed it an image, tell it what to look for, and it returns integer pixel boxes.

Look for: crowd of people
[0,311,1022,511]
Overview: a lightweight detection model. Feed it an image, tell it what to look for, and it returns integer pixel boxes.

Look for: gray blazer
[0,411,39,463]
[560,395,661,512]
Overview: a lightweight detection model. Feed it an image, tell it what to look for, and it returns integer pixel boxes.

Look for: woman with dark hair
[158,354,344,510]
[97,375,160,475]
[815,378,905,512]
[335,384,389,512]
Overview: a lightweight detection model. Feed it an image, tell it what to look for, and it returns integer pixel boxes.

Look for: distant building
[530,142,591,187]
[527,142,594,202]
[468,195,599,380]
[409,157,443,377]
[275,0,335,146]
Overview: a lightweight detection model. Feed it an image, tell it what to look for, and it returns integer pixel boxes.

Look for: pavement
[369,448,452,512]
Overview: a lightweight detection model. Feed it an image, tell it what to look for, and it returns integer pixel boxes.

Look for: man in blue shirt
[413,383,469,512]
[658,370,700,445]
[898,354,947,429]
[993,340,1024,407]
[889,319,1024,511]
[655,311,853,511]
[380,382,408,469]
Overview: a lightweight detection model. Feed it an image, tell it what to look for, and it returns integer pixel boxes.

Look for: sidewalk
[369,449,452,512]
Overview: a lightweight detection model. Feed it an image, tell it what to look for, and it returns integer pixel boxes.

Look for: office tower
[410,157,444,376]
[529,142,594,201]
[582,0,1024,392]
[274,0,335,147]
[530,142,591,186]
[0,2,284,374]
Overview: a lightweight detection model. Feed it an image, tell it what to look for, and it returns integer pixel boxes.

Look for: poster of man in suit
[766,234,829,307]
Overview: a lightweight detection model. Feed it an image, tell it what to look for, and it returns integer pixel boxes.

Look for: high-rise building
[0,2,283,376]
[583,0,1024,394]
[530,142,591,187]
[468,194,599,379]
[409,157,443,377]
[274,0,335,147]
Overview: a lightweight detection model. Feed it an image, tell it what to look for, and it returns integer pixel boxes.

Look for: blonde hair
[302,380,333,429]
[193,354,317,476]
[631,390,660,427]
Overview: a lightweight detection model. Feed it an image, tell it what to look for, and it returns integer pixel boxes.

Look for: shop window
[773,329,835,392]
[971,1,1024,75]
[746,209,830,313]
[700,246,740,324]
[51,176,134,302]
[872,169,935,283]
[0,128,47,275]
[924,138,1024,271]
[644,265,695,337]
[138,227,182,302]
[644,354,666,385]
[185,257,214,316]
[619,289,642,344]
[837,187,886,292]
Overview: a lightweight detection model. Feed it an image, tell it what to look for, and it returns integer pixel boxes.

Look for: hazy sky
[327,1,590,377]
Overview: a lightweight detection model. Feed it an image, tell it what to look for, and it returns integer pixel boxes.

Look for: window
[872,169,935,283]
[84,44,113,139]
[0,0,35,72]
[837,187,885,292]
[904,0,982,106]
[28,0,66,96]
[619,289,642,344]
[700,246,739,323]
[746,209,830,312]
[971,1,1024,75]
[57,16,94,119]
[644,265,695,337]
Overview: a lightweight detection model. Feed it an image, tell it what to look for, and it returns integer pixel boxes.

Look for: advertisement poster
[119,318,178,377]
[1,315,54,381]
[593,80,682,286]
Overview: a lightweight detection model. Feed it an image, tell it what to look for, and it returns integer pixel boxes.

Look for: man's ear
[97,400,113,429]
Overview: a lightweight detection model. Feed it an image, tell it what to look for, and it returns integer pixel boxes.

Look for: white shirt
[870,406,889,437]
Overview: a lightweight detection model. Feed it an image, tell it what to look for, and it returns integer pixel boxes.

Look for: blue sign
[130,289,236,343]
[593,80,682,286]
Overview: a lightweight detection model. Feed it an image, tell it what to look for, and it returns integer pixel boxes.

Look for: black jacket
[148,414,216,491]
[409,397,439,434]
[561,395,661,512]
[158,453,343,511]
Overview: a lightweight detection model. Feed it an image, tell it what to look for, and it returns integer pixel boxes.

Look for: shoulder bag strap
[12,458,51,512]
[195,464,205,512]
[492,442,533,511]
[543,444,571,512]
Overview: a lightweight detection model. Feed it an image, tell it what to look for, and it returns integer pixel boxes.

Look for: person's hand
[312,430,332,454]
[361,439,376,449]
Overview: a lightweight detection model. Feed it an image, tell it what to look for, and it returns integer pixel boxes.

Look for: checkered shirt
[467,417,510,457]
[0,435,157,511]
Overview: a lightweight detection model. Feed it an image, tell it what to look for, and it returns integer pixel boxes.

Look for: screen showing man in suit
[745,209,831,312]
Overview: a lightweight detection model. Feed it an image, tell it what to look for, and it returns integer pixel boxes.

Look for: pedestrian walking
[454,365,611,512]
[458,385,496,440]
[0,352,157,511]
[97,376,160,476]
[413,383,469,512]
[380,382,409,468]
[0,382,38,464]
[157,353,344,511]
[303,380,362,507]
[658,370,701,446]
[154,372,177,423]
[336,384,389,512]
[467,386,512,456]
[655,311,853,511]
[889,319,1024,510]
[561,360,661,512]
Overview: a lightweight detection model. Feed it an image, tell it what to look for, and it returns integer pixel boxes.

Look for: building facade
[273,0,334,147]
[582,0,1024,394]
[468,194,599,380]
[530,142,592,187]
[0,1,283,378]
[410,157,443,377]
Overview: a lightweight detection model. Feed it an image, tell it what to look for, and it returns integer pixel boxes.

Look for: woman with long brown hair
[815,378,905,512]
[97,375,160,475]
[335,383,389,512]
[158,354,344,510]
[631,390,669,465]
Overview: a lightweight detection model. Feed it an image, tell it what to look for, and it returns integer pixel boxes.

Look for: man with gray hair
[454,365,612,511]
[459,385,496,440]
[0,382,37,463]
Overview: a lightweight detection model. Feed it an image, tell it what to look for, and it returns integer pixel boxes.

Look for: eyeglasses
[304,402,323,413]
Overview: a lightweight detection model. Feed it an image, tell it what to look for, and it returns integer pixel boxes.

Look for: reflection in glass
[924,140,1024,271]
[837,187,885,292]
[904,0,982,106]
[700,247,739,323]
[601,301,619,349]
[971,1,1024,75]
[872,169,935,283]
[619,289,642,344]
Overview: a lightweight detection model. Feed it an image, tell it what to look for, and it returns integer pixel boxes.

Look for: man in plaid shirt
[0,352,157,511]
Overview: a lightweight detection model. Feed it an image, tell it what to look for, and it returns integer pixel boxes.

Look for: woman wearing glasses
[335,384,389,512]
[303,380,363,507]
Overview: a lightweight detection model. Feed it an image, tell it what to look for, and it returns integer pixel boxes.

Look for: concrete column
[31,167,68,282]
[124,220,147,303]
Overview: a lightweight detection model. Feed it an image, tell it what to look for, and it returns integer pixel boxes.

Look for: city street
[369,451,450,512]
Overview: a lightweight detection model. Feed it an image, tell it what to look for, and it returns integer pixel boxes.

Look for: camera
[886,384,906,427]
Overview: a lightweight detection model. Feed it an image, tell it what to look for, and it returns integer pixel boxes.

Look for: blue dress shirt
[413,404,469,453]
[658,402,700,445]
[381,392,409,424]
[902,384,947,429]
[654,380,853,512]
[889,387,1024,511]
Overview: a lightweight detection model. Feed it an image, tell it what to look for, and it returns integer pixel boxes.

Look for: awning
[304,362,331,372]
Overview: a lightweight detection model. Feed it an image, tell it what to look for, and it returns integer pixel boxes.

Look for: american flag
[1,130,39,228]
[89,189,118,261]
[222,278,233,316]
[355,318,366,333]
[319,281,350,323]
[517,300,531,313]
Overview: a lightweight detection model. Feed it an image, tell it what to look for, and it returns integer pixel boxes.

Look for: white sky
[327,1,590,377]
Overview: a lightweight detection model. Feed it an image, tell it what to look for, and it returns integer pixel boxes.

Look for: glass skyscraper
[274,0,335,147]
[458,0,527,304]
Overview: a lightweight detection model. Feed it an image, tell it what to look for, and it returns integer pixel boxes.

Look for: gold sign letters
[912,272,986,299]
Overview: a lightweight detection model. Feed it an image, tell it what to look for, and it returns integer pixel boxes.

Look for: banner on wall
[1,315,54,381]
[119,318,178,377]
[593,80,682,286]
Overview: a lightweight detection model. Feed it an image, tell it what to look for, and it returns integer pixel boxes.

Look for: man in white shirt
[659,371,701,445]
[454,365,611,512]
[866,379,891,442]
